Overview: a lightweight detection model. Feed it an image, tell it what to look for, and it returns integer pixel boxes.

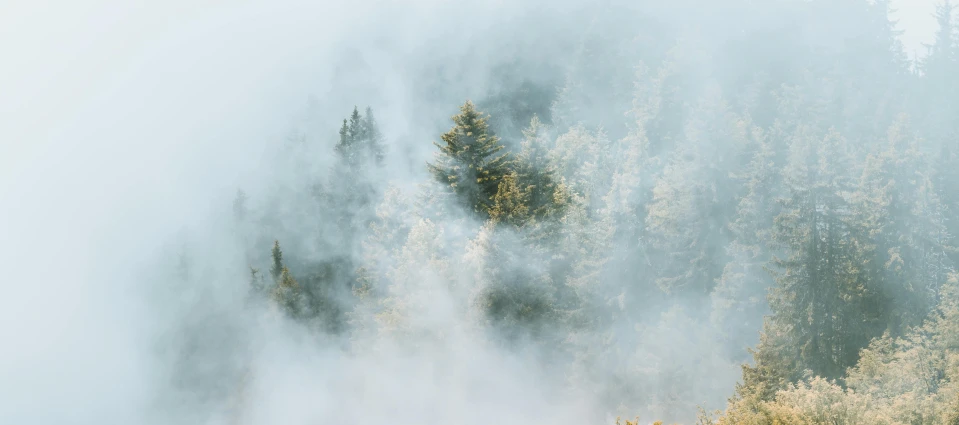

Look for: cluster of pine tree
[212,0,959,423]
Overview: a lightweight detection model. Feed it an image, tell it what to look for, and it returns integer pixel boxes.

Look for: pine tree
[646,147,720,296]
[550,125,616,213]
[488,116,569,229]
[920,1,959,152]
[348,106,363,143]
[335,106,385,169]
[645,95,736,300]
[249,267,265,296]
[427,100,512,219]
[328,105,387,255]
[271,266,302,317]
[746,127,883,389]
[489,172,530,227]
[336,118,352,164]
[923,1,959,256]
[514,115,568,221]
[374,218,455,341]
[466,223,557,343]
[270,240,284,282]
[712,122,780,358]
[851,116,954,334]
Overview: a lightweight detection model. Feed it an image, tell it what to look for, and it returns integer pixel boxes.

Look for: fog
[0,0,949,424]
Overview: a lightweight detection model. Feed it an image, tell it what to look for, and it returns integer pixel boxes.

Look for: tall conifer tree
[428,100,512,219]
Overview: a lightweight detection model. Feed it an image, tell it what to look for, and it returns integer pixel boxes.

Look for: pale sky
[892,0,942,57]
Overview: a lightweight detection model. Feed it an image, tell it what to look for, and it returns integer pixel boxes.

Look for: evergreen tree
[374,218,456,342]
[271,266,302,317]
[489,172,531,227]
[745,127,883,390]
[270,240,284,282]
[248,267,265,297]
[466,223,557,344]
[335,106,386,170]
[513,116,569,221]
[645,89,739,300]
[488,116,569,230]
[923,1,959,257]
[851,116,954,334]
[550,125,616,213]
[427,100,512,219]
[328,106,387,253]
[712,123,781,358]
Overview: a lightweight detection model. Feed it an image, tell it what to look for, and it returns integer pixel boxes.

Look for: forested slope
[164,1,959,423]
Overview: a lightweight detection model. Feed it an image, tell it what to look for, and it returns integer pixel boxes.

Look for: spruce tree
[712,126,780,358]
[513,115,568,221]
[851,116,954,333]
[329,106,387,250]
[488,116,569,229]
[919,1,958,152]
[746,127,883,391]
[489,173,530,227]
[249,267,264,296]
[427,100,511,219]
[336,118,353,165]
[348,106,363,143]
[271,266,302,317]
[924,1,959,254]
[466,223,557,344]
[335,106,385,169]
[270,240,284,282]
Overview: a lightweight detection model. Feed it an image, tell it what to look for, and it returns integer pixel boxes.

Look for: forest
[144,0,959,424]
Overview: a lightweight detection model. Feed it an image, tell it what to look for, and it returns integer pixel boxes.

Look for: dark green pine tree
[513,115,568,222]
[923,1,959,257]
[428,100,512,219]
[270,240,284,282]
[852,116,954,334]
[329,106,387,245]
[489,116,570,230]
[348,106,363,141]
[271,266,302,317]
[469,224,558,344]
[335,106,385,169]
[742,127,884,396]
[337,118,352,163]
[712,131,781,359]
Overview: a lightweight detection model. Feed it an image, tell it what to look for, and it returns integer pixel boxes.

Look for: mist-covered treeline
[149,0,959,424]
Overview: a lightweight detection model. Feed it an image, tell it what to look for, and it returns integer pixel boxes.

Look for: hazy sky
[892,0,942,56]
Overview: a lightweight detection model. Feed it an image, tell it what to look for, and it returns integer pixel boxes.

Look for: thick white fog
[0,0,951,424]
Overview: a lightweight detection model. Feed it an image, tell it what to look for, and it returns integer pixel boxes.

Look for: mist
[2,0,954,424]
